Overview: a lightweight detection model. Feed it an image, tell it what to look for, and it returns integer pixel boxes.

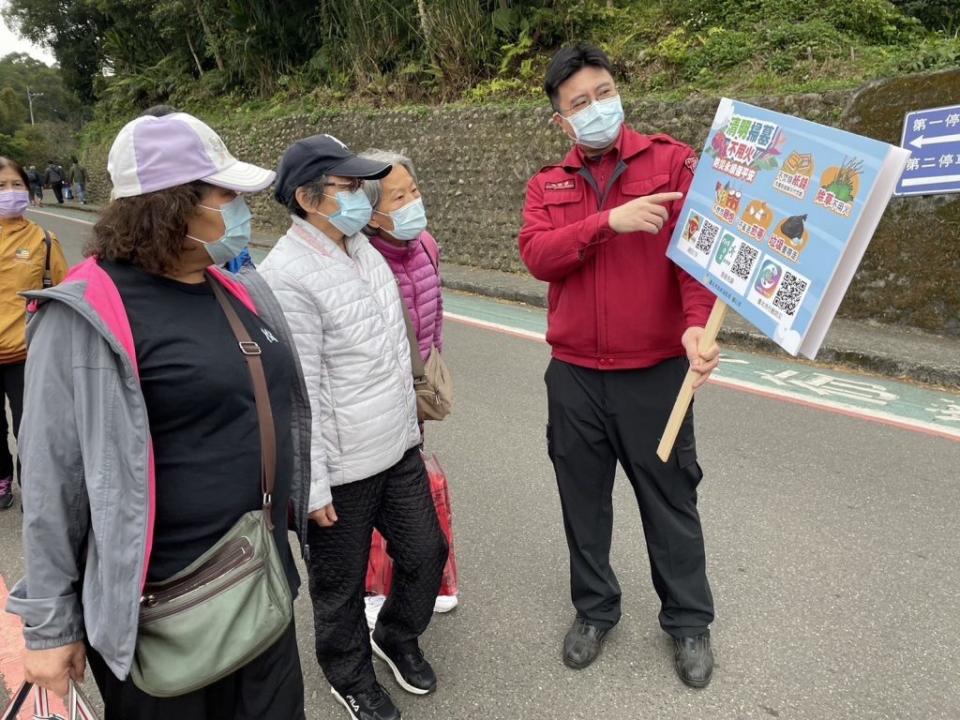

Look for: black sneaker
[331,684,400,720]
[371,631,437,695]
[674,632,714,688]
[563,617,609,669]
[0,477,13,510]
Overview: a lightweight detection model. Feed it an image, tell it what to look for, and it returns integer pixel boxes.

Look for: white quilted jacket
[259,216,420,511]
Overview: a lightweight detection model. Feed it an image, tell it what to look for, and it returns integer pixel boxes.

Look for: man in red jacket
[519,43,721,688]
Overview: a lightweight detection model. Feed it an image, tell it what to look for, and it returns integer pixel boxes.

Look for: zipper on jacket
[577,159,629,360]
[140,536,253,609]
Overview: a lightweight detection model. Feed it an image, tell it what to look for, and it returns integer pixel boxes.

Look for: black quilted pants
[307,446,448,695]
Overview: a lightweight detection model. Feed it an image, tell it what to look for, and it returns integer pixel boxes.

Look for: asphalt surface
[1,209,958,719]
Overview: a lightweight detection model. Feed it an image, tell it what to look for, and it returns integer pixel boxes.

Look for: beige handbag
[401,302,453,421]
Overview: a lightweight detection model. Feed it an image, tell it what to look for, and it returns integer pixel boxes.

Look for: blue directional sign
[895,104,960,196]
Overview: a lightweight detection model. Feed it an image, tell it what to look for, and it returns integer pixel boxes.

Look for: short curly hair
[84,182,212,275]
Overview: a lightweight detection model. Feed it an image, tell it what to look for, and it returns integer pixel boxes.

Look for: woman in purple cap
[8,112,315,719]
[259,134,448,720]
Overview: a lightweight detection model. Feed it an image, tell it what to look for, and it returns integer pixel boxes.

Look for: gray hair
[288,174,328,218]
[359,149,418,211]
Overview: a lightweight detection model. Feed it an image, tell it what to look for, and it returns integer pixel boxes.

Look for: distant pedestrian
[261,134,448,720]
[519,43,721,688]
[69,156,88,204]
[25,165,43,206]
[8,113,312,719]
[0,156,67,509]
[43,160,65,204]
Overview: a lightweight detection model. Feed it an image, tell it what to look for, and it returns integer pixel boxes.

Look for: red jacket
[518,125,715,370]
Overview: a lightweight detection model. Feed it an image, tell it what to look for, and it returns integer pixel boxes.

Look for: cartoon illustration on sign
[815,157,863,216]
[681,212,701,244]
[747,255,812,328]
[737,199,775,242]
[768,213,809,262]
[677,209,722,267]
[753,258,782,298]
[706,112,786,183]
[774,151,815,199]
[712,181,742,224]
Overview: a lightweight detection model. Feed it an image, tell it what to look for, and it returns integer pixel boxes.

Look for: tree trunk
[196,1,225,72]
[186,31,205,77]
[417,0,433,48]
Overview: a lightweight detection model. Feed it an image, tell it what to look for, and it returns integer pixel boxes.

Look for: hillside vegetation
[2,0,957,125]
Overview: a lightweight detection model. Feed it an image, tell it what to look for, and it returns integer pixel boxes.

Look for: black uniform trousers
[0,361,25,481]
[87,620,305,720]
[307,446,448,695]
[545,357,714,638]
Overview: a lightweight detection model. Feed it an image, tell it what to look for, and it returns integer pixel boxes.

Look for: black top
[101,261,299,591]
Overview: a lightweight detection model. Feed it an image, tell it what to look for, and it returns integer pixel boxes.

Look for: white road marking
[27,209,95,225]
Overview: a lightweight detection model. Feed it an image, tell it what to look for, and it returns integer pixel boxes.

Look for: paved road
[1,208,958,719]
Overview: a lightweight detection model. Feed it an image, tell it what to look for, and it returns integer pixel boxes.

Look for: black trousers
[51,183,64,204]
[0,361,25,481]
[545,357,714,638]
[307,446,448,695]
[88,620,305,720]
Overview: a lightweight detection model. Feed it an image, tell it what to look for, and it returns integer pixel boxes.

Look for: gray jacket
[6,259,314,680]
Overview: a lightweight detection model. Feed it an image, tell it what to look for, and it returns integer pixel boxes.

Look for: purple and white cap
[108,112,275,199]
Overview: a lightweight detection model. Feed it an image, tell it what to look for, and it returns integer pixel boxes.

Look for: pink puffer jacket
[370,230,443,362]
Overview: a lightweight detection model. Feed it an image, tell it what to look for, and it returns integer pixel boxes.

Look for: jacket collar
[0,216,30,232]
[369,233,415,262]
[289,214,368,262]
[559,125,652,171]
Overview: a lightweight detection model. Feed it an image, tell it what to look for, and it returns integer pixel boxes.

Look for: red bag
[366,453,458,598]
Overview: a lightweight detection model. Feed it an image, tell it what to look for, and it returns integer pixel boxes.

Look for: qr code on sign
[730,243,759,280]
[772,270,809,316]
[695,220,720,255]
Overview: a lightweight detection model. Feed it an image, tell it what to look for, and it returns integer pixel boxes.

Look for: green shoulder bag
[129,274,293,697]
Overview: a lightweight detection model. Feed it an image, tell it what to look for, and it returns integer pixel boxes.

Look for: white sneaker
[364,594,386,630]
[433,595,459,613]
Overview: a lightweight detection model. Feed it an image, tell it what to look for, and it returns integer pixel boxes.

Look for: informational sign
[895,103,960,196]
[667,98,910,359]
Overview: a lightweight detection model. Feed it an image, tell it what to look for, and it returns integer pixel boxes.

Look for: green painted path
[443,291,960,442]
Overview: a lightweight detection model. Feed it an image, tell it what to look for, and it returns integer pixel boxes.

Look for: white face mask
[376,198,427,241]
[185,196,252,265]
[566,95,625,149]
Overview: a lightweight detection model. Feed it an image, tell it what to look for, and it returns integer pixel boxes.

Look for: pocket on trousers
[676,445,704,485]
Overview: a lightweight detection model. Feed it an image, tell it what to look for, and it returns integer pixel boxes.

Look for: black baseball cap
[274,134,392,205]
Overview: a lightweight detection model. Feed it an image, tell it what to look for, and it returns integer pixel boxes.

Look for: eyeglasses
[560,85,618,116]
[323,179,363,192]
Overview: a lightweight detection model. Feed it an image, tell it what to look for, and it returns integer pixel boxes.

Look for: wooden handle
[656,300,727,463]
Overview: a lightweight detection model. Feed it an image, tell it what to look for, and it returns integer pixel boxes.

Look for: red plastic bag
[365,453,458,598]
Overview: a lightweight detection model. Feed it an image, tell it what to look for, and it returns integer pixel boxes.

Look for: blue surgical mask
[567,95,625,149]
[316,189,373,237]
[187,196,252,265]
[377,198,427,241]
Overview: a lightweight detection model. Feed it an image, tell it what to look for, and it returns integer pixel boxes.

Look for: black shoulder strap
[207,274,277,529]
[42,230,52,288]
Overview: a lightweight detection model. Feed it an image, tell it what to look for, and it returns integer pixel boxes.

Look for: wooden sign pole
[656,299,728,463]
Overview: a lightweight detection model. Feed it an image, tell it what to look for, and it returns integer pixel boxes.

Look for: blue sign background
[895,104,960,197]
[667,99,896,355]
